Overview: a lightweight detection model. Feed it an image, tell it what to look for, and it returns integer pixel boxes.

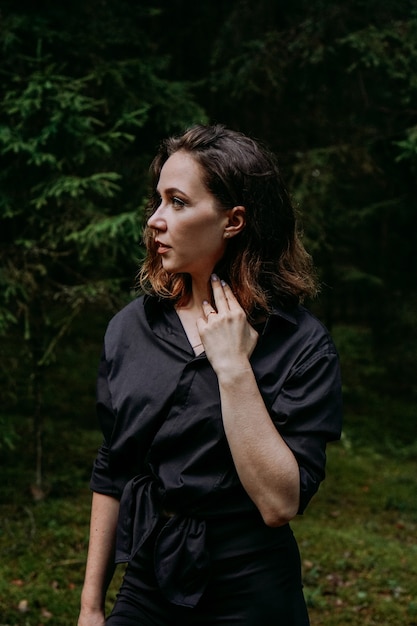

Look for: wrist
[80,588,105,613]
[215,361,253,385]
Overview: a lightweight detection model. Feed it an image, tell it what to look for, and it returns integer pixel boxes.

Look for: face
[147,151,230,279]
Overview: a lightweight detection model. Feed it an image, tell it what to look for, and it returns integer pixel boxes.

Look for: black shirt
[90,294,342,606]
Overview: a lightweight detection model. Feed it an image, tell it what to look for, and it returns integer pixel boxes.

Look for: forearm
[199,277,300,526]
[80,492,120,612]
[218,363,300,527]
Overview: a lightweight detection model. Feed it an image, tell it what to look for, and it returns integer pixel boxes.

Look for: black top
[90,294,342,607]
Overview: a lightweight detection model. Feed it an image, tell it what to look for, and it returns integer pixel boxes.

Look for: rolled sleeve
[89,348,126,498]
[89,442,124,498]
[271,345,342,513]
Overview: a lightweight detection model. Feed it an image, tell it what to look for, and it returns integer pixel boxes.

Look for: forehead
[158,151,205,192]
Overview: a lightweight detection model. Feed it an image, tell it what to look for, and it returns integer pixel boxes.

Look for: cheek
[177,214,224,240]
[194,223,224,251]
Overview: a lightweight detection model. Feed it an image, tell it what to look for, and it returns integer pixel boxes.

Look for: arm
[197,276,300,527]
[217,363,300,527]
[78,492,120,626]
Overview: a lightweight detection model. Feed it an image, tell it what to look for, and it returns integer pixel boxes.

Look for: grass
[0,420,416,625]
[293,441,417,625]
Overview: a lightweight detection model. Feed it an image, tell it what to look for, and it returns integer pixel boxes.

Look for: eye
[172,196,185,208]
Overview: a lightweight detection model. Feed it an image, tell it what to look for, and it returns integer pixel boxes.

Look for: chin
[161,263,183,275]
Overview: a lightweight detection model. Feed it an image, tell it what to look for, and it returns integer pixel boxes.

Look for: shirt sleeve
[270,343,343,514]
[89,348,126,499]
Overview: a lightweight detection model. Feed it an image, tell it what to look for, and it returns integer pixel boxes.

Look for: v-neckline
[174,307,206,356]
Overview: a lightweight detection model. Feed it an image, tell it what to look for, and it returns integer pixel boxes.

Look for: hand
[197,275,258,376]
[77,607,106,626]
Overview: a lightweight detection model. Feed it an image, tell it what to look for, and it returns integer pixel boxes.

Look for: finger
[218,279,241,310]
[202,299,217,320]
[211,274,230,311]
[215,277,244,315]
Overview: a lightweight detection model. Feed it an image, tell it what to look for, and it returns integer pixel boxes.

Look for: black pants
[106,523,310,626]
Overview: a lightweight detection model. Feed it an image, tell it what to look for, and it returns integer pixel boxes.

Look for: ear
[224,205,246,239]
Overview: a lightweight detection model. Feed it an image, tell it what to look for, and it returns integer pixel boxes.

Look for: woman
[78,124,342,626]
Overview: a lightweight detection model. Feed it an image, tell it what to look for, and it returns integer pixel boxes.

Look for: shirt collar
[144,294,298,328]
[269,304,298,325]
[143,294,192,354]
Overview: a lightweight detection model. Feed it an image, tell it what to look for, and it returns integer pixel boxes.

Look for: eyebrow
[156,186,189,198]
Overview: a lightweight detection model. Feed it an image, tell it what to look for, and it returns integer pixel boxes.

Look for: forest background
[0,1,416,624]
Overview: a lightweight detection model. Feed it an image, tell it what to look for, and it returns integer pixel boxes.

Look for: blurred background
[1,1,416,624]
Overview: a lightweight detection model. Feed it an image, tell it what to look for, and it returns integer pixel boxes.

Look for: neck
[177,274,213,313]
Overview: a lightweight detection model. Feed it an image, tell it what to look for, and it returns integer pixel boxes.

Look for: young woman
[78,124,342,626]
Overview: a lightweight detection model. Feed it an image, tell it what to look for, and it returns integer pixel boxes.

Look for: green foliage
[395,125,417,169]
[332,325,386,395]
[341,17,417,97]
[0,57,142,407]
[65,210,147,261]
[0,415,19,451]
[294,443,417,625]
[0,0,206,455]
[200,1,417,418]
[0,0,206,340]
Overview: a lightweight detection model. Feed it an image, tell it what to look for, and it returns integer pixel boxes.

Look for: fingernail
[202,300,209,305]
[220,280,227,287]
[211,273,218,281]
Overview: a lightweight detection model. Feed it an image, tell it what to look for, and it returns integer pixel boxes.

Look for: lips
[155,240,171,254]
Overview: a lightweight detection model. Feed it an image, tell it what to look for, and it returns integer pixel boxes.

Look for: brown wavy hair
[138,124,317,317]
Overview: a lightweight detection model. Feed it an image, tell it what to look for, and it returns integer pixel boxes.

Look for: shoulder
[293,306,337,352]
[103,294,171,351]
[103,295,152,351]
[106,296,145,338]
[261,304,340,382]
[270,304,337,353]
[107,295,146,330]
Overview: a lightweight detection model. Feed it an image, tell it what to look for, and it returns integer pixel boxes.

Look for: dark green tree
[196,0,417,398]
[0,0,206,492]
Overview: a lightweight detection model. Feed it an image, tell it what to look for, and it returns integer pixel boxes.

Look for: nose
[147,205,167,232]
